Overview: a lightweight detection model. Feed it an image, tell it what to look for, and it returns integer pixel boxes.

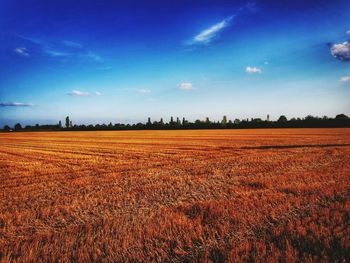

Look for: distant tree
[205,117,210,124]
[222,115,228,125]
[147,117,151,125]
[14,123,22,130]
[195,119,201,125]
[65,116,70,128]
[335,114,349,120]
[304,115,317,121]
[170,116,174,125]
[3,125,11,131]
[234,119,240,125]
[69,121,73,128]
[58,120,62,128]
[277,115,288,122]
[160,118,164,125]
[176,117,180,125]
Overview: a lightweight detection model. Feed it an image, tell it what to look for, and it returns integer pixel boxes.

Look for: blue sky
[0,0,350,126]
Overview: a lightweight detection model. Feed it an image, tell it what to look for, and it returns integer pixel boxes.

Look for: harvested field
[0,128,349,262]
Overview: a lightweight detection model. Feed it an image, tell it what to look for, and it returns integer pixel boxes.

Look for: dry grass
[0,128,349,262]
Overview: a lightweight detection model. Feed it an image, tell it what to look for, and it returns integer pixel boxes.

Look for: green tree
[3,125,10,131]
[222,115,228,125]
[65,116,70,128]
[277,115,288,122]
[335,114,348,120]
[14,123,22,130]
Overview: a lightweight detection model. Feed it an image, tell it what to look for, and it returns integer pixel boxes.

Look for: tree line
[2,114,350,132]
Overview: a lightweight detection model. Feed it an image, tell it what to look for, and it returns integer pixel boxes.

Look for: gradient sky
[1,0,350,126]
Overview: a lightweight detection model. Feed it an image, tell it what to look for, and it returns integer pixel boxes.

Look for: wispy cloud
[14,34,102,62]
[84,51,102,62]
[0,102,34,107]
[340,76,350,82]
[67,90,101,96]
[14,47,29,57]
[135,88,151,94]
[188,2,258,45]
[61,40,83,48]
[124,88,151,94]
[246,66,262,74]
[192,16,234,45]
[45,49,71,57]
[329,41,350,62]
[15,34,44,45]
[177,82,193,90]
[346,30,350,36]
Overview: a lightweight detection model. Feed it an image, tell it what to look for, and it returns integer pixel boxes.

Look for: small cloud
[346,30,350,35]
[135,88,151,94]
[62,40,83,48]
[84,51,102,62]
[68,90,91,96]
[340,76,350,82]
[0,102,33,107]
[45,49,71,57]
[329,41,350,61]
[191,16,234,45]
[177,82,193,90]
[68,90,101,96]
[264,61,269,65]
[245,66,262,74]
[14,47,29,57]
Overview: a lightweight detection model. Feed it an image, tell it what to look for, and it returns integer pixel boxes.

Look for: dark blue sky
[1,0,350,126]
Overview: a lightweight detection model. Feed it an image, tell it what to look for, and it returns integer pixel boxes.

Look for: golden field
[0,128,349,262]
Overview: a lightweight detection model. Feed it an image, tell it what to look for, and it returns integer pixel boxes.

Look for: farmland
[0,128,349,262]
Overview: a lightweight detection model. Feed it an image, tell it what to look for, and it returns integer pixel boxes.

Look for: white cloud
[346,30,350,35]
[68,90,101,96]
[192,16,234,44]
[0,102,33,107]
[14,47,29,57]
[330,41,350,61]
[62,40,83,48]
[135,88,151,94]
[84,51,102,62]
[340,76,350,82]
[177,82,193,90]
[45,49,71,57]
[68,90,91,96]
[15,34,102,62]
[245,66,262,74]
